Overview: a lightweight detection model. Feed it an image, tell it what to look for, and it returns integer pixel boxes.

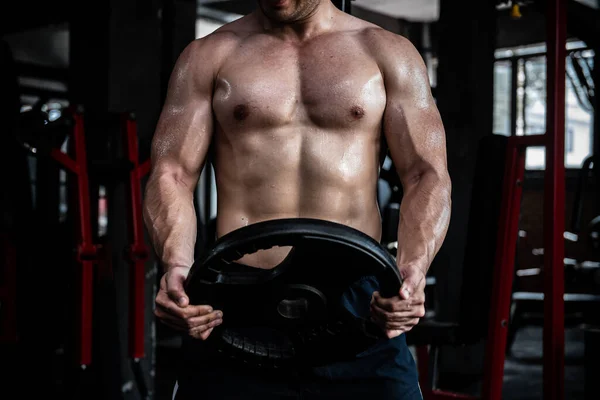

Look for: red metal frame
[0,233,17,342]
[421,0,567,398]
[52,108,96,367]
[481,136,528,400]
[123,114,150,360]
[543,1,566,399]
[481,0,566,398]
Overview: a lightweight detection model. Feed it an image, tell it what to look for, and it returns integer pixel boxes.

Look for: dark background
[1,1,598,399]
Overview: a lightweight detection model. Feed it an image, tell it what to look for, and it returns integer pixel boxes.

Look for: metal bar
[512,134,547,148]
[73,110,95,255]
[50,109,95,366]
[137,160,151,180]
[543,1,567,399]
[523,59,528,135]
[481,139,527,400]
[51,149,79,175]
[123,114,150,360]
[341,0,351,13]
[74,109,95,367]
[64,108,96,367]
[494,45,590,62]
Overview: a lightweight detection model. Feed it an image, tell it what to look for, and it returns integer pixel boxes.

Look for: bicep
[383,98,447,186]
[381,44,447,187]
[150,41,215,190]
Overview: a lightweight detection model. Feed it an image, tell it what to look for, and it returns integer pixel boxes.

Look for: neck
[256,1,339,41]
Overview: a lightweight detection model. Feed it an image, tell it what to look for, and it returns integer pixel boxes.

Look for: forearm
[143,171,198,271]
[396,169,451,274]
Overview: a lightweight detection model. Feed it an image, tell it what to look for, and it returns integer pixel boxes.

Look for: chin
[260,0,303,22]
[269,12,297,22]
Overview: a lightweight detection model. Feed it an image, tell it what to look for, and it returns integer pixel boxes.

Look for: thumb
[166,270,189,307]
[399,276,418,300]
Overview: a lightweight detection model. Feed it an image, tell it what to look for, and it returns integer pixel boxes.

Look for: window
[493,60,512,136]
[493,41,595,170]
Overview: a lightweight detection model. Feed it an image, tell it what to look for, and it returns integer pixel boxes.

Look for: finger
[399,272,425,300]
[155,307,222,331]
[370,302,391,322]
[370,303,408,322]
[375,291,425,309]
[372,292,403,312]
[154,307,189,329]
[156,293,214,319]
[371,302,426,321]
[185,311,223,329]
[380,318,421,330]
[399,320,421,334]
[189,318,222,335]
[155,295,189,319]
[370,306,417,326]
[166,269,190,307]
[370,305,408,328]
[200,328,214,341]
[181,305,219,318]
[189,320,222,340]
[372,295,424,314]
[373,292,425,313]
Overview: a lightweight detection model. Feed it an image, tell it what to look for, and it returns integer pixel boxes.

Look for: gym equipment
[485,1,567,399]
[21,108,153,397]
[571,155,597,234]
[415,1,569,398]
[33,108,151,369]
[506,154,600,354]
[50,107,97,366]
[570,154,599,256]
[407,134,507,396]
[185,218,401,368]
[122,114,151,361]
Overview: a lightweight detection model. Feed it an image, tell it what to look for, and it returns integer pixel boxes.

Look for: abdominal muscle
[212,127,383,269]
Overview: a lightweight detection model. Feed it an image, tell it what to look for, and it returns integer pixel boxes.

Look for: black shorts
[174,252,422,400]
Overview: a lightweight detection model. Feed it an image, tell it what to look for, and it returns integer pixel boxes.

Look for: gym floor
[503,326,585,400]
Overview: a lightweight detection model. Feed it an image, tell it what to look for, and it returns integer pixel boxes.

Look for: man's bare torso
[209,12,387,268]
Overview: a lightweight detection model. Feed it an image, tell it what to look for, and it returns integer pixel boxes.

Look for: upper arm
[150,37,220,190]
[376,32,448,187]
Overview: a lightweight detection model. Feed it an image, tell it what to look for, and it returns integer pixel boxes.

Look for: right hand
[155,266,223,340]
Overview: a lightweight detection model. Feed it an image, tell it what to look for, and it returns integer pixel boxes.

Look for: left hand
[370,265,427,339]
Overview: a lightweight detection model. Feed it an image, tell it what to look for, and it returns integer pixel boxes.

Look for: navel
[234,104,250,121]
[350,105,365,120]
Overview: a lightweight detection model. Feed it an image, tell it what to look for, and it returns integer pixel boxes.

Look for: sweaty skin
[143,0,451,341]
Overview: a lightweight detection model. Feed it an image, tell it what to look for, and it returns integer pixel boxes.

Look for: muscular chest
[213,37,386,130]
